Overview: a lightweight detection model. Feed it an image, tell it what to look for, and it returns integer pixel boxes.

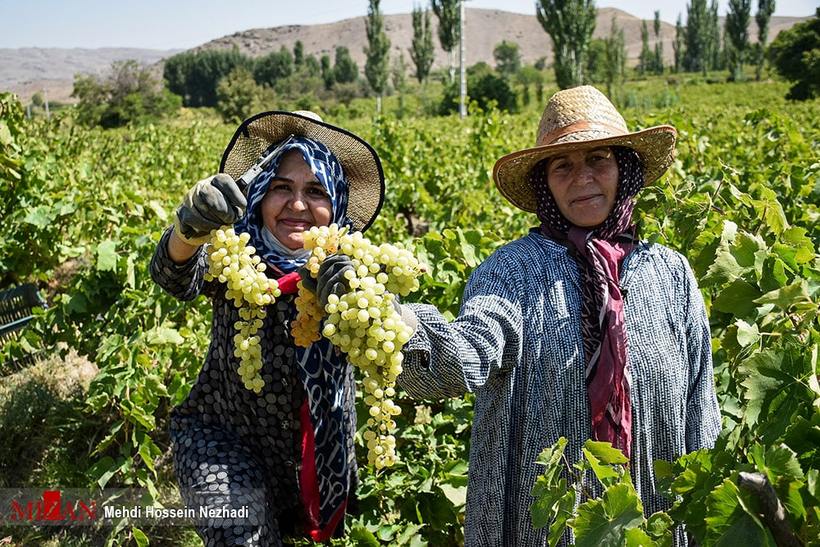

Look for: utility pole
[43,88,50,119]
[459,0,466,119]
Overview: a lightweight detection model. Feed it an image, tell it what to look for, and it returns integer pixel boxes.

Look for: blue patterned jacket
[398,230,721,546]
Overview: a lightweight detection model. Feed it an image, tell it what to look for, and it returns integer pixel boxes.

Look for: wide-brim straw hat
[220,110,385,232]
[493,85,677,213]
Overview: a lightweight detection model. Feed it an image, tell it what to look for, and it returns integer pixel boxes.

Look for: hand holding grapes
[175,174,247,246]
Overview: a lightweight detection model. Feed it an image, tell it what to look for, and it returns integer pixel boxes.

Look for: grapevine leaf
[23,205,58,229]
[762,444,804,483]
[624,527,656,547]
[570,483,645,547]
[531,477,567,530]
[704,479,775,547]
[739,350,784,427]
[582,446,622,487]
[348,524,380,547]
[548,489,576,547]
[713,280,762,318]
[132,526,149,547]
[754,280,811,312]
[735,320,760,348]
[704,249,746,286]
[583,440,629,465]
[773,227,815,269]
[96,239,118,272]
[145,326,184,346]
[758,188,789,236]
[731,231,768,279]
[439,483,466,508]
[645,512,674,543]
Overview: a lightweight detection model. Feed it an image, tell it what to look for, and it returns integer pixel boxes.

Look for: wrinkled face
[546,147,619,228]
[260,149,332,250]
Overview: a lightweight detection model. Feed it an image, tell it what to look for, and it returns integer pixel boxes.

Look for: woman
[150,111,384,546]
[313,85,721,546]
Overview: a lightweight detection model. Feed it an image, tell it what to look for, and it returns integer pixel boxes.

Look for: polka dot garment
[150,226,358,546]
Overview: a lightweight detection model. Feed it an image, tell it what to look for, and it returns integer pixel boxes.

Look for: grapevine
[203,227,281,394]
[293,224,423,469]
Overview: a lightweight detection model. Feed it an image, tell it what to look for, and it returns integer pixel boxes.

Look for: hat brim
[220,111,385,232]
[492,125,677,213]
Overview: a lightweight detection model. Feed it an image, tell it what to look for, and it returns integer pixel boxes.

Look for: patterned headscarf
[532,146,644,459]
[235,135,352,274]
[233,135,354,540]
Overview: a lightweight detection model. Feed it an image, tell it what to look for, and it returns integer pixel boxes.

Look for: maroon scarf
[531,147,644,458]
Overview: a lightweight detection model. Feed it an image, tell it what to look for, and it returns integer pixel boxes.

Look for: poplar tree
[431,0,460,81]
[673,13,686,73]
[726,0,752,80]
[293,41,304,66]
[755,0,776,80]
[684,0,709,73]
[639,20,652,75]
[536,0,597,89]
[365,0,391,112]
[410,5,434,84]
[707,0,722,70]
[654,11,664,74]
[603,16,626,97]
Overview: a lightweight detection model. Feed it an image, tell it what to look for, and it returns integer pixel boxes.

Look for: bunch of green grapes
[296,224,423,469]
[205,227,281,394]
[292,280,323,347]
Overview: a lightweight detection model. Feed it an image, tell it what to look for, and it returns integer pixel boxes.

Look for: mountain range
[1,7,809,104]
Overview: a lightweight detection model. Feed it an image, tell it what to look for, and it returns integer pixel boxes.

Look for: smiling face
[260,149,333,250]
[545,147,619,228]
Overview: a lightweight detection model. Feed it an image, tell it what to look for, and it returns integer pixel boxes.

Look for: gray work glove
[299,254,354,307]
[174,174,247,246]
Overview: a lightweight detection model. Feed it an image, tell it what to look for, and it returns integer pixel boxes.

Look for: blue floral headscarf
[235,135,352,273]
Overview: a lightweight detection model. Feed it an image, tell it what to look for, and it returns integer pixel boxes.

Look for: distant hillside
[194,8,807,71]
[0,47,179,104]
[0,8,810,104]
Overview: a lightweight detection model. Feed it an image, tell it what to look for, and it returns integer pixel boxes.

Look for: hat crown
[536,85,628,147]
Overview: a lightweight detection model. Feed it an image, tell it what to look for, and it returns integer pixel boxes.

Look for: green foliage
[293,40,304,66]
[1,79,818,545]
[334,46,359,84]
[603,18,627,97]
[653,11,664,75]
[253,46,295,87]
[215,66,274,124]
[726,0,753,81]
[493,40,521,77]
[440,64,517,114]
[430,0,459,54]
[71,60,181,129]
[754,0,777,80]
[536,0,597,89]
[364,0,391,98]
[767,9,820,100]
[685,0,710,73]
[639,20,652,76]
[673,13,686,73]
[163,47,253,107]
[410,6,435,84]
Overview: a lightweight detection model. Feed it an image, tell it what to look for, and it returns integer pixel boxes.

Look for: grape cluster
[294,224,423,469]
[204,227,281,394]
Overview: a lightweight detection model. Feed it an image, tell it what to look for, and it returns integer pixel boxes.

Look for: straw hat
[220,110,385,231]
[493,85,677,213]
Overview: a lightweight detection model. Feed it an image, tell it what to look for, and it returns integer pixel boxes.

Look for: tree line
[68,1,818,128]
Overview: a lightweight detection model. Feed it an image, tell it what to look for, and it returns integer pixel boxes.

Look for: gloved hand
[174,174,247,246]
[299,254,354,307]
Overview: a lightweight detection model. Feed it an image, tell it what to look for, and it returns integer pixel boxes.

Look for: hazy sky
[1,0,814,50]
